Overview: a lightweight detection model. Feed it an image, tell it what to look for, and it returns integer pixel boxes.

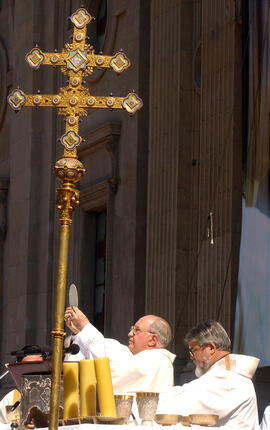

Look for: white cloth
[37,423,226,430]
[261,406,270,430]
[0,389,16,425]
[68,322,176,393]
[158,356,259,429]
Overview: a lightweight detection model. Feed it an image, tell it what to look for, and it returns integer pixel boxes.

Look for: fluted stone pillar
[0,179,9,363]
[146,1,182,335]
[196,0,242,333]
[0,180,8,242]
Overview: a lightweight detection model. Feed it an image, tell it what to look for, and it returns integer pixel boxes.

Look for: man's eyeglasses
[130,325,154,335]
[188,345,205,358]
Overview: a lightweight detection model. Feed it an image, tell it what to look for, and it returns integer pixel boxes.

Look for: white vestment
[68,322,176,393]
[261,406,270,430]
[158,354,259,429]
[0,389,17,427]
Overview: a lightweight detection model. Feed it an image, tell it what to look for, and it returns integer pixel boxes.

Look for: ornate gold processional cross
[7,7,143,430]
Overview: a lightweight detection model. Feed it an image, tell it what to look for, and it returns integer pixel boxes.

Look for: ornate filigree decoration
[71,8,92,28]
[56,187,80,224]
[7,89,26,110]
[122,92,144,114]
[51,329,66,338]
[54,158,86,183]
[60,131,82,151]
[7,7,143,163]
[110,52,131,73]
[25,48,45,69]
[64,49,89,72]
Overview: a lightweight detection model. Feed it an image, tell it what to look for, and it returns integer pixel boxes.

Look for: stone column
[146,0,182,337]
[0,180,8,242]
[0,179,9,371]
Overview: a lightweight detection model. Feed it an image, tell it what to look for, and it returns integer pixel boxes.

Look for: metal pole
[49,182,80,430]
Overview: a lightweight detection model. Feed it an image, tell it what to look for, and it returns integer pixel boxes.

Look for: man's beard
[195,352,211,378]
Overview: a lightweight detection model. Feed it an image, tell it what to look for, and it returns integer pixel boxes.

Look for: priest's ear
[148,333,159,348]
[206,342,217,356]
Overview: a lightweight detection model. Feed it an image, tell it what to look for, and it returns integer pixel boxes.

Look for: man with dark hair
[64,306,175,393]
[184,321,232,378]
[158,321,259,429]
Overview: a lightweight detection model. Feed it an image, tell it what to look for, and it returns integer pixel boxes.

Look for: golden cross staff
[8,7,142,430]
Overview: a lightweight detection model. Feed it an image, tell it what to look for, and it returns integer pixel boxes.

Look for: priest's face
[188,342,211,377]
[128,316,155,354]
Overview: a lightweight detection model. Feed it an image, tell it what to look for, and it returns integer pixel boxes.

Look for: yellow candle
[63,362,79,420]
[80,360,96,417]
[94,357,116,417]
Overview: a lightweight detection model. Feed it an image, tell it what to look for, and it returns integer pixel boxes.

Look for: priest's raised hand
[64,306,89,334]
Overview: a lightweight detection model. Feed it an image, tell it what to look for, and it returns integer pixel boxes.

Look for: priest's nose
[128,327,135,337]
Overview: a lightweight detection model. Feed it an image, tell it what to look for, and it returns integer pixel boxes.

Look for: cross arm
[7,89,143,115]
[25,48,131,74]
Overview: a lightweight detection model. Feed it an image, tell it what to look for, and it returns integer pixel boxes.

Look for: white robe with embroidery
[67,322,176,394]
[157,355,259,429]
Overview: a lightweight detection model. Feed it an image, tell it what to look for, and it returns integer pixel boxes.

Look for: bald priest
[64,307,175,394]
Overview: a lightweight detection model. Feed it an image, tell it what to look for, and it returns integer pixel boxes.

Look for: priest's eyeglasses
[188,345,204,357]
[130,325,154,335]
[188,344,209,358]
